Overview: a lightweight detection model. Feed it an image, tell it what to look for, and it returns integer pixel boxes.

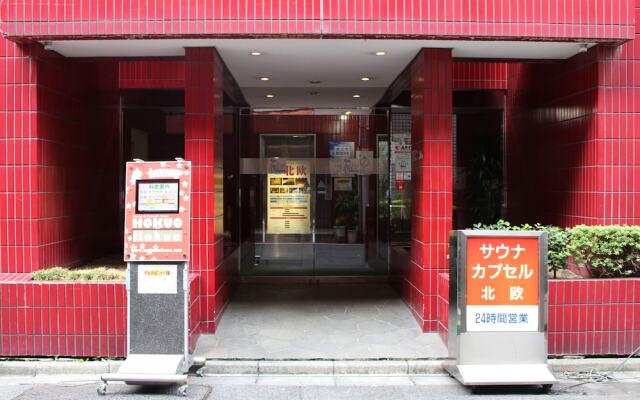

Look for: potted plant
[347,225,359,243]
[333,215,346,242]
[334,192,359,243]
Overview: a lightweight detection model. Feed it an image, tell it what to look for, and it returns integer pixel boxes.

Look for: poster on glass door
[267,160,311,234]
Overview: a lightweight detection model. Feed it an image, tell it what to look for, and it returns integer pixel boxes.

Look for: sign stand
[445,230,557,390]
[99,160,202,397]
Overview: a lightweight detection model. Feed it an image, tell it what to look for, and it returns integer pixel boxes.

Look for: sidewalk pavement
[1,357,639,376]
[1,372,639,399]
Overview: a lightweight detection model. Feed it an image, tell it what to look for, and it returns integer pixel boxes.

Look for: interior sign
[466,237,539,332]
[136,180,180,213]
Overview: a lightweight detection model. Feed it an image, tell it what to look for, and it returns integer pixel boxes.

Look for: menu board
[136,180,180,213]
[267,161,311,234]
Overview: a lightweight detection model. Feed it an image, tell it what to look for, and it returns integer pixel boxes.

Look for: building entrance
[238,112,391,278]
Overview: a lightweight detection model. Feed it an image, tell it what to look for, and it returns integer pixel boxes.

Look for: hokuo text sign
[124,161,191,262]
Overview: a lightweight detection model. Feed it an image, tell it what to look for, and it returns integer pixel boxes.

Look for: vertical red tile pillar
[184,48,224,333]
[408,49,453,331]
[0,40,40,272]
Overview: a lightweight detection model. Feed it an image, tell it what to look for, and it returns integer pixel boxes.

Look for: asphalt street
[1,373,639,399]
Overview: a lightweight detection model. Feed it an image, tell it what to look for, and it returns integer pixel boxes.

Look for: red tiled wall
[184,48,229,333]
[506,5,640,226]
[0,1,633,42]
[404,48,453,331]
[119,60,185,89]
[437,273,640,356]
[548,279,640,355]
[36,53,120,269]
[453,62,507,90]
[0,40,40,272]
[437,272,449,344]
[0,280,126,357]
[596,33,640,225]
[0,274,202,357]
[505,50,601,226]
[188,273,201,354]
[1,38,120,273]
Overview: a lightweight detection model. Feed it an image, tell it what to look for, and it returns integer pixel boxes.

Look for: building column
[184,48,225,333]
[408,48,453,331]
[0,41,40,273]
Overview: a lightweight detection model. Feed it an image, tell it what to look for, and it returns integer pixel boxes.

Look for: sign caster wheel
[196,367,205,377]
[539,384,553,394]
[97,382,107,396]
[177,384,188,397]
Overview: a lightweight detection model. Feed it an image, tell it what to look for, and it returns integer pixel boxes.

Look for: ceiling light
[259,77,270,81]
[361,77,371,81]
[374,51,386,56]
[345,111,353,115]
[250,51,262,56]
[265,94,275,98]
[352,94,361,98]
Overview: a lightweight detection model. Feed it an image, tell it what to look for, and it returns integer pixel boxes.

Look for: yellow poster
[267,161,311,234]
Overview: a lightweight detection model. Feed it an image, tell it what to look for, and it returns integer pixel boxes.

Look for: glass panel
[389,108,412,247]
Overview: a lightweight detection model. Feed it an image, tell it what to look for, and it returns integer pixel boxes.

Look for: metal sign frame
[99,160,198,397]
[446,230,556,388]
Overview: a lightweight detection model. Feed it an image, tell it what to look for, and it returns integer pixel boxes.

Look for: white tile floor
[194,284,448,360]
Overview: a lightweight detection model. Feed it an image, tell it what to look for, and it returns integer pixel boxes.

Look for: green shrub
[33,266,125,281]
[472,220,570,277]
[568,225,640,278]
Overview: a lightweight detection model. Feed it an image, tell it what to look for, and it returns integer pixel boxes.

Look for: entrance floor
[194,283,448,359]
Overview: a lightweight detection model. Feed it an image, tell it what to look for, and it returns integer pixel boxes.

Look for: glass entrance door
[241,134,316,275]
[238,111,390,278]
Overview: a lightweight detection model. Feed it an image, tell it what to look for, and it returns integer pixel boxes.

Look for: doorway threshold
[193,283,448,360]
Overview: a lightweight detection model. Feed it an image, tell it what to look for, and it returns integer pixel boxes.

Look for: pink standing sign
[123,161,191,262]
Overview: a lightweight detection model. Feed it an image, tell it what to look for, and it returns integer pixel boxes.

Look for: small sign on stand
[99,159,200,397]
[445,230,557,391]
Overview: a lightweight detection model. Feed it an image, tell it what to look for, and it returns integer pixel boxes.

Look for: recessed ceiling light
[250,51,262,56]
[374,51,386,56]
[259,77,270,81]
[352,94,361,98]
[361,77,372,81]
[265,94,275,98]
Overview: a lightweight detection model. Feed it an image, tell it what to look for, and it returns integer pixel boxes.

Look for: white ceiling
[46,39,593,110]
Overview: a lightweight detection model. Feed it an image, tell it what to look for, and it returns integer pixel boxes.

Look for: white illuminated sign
[137,180,180,213]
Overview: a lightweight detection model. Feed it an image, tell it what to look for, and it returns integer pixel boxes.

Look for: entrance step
[202,359,447,376]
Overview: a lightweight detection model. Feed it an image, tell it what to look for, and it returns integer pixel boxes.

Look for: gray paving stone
[333,360,408,375]
[259,360,334,375]
[204,360,258,375]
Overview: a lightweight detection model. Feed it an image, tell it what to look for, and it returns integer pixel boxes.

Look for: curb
[0,360,123,376]
[0,358,638,377]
